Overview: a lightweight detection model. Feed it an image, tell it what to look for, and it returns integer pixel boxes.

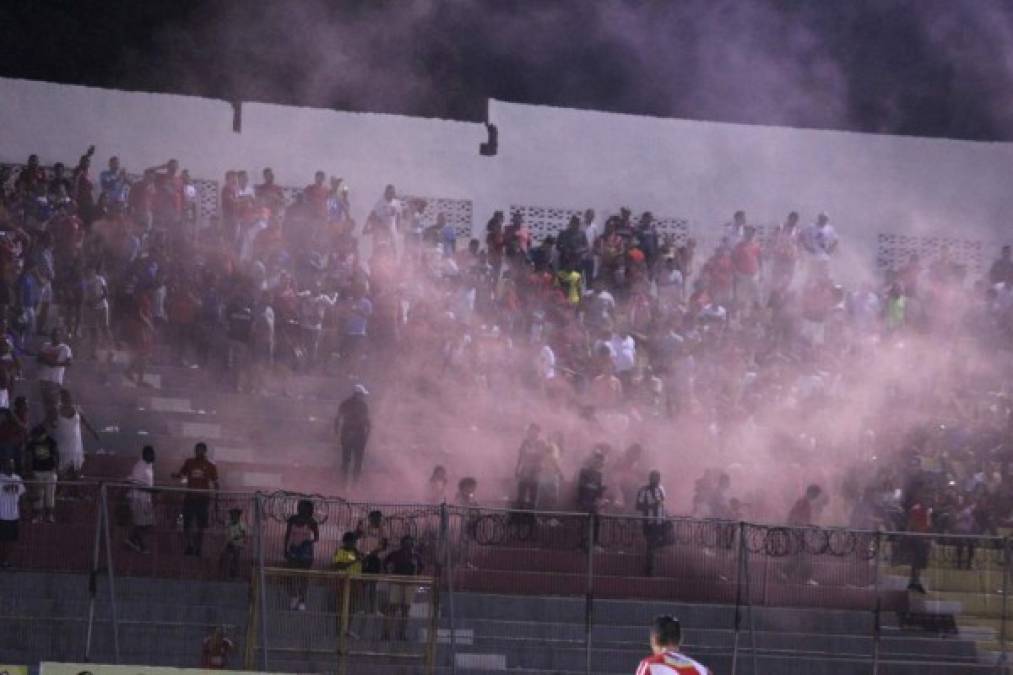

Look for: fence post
[731,521,745,675]
[84,482,104,661]
[255,492,269,671]
[585,512,595,675]
[746,523,758,675]
[338,574,351,675]
[1000,537,1010,673]
[99,483,120,663]
[871,531,882,675]
[441,503,457,675]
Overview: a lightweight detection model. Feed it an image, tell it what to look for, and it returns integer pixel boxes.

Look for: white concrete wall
[488,99,1013,275]
[3,76,1011,276]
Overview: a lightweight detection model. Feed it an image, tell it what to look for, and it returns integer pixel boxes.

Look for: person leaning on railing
[283,498,319,612]
[332,530,366,634]
[382,535,423,642]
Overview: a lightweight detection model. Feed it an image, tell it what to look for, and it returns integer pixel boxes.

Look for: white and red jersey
[636,650,709,675]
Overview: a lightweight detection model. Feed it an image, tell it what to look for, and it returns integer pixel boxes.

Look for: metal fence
[1,480,1010,673]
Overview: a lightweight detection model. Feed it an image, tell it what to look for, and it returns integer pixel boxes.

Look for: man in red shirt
[128,169,156,229]
[903,488,932,594]
[303,171,329,221]
[254,167,285,215]
[172,442,220,557]
[149,158,183,229]
[788,484,822,526]
[14,154,45,196]
[636,615,709,674]
[731,225,762,314]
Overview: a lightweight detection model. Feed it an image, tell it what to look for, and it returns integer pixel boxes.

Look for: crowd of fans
[1,147,1012,581]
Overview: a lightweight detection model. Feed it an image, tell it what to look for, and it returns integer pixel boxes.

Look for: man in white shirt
[126,445,156,553]
[298,287,339,365]
[595,330,636,381]
[370,184,403,255]
[0,458,26,568]
[637,470,669,573]
[800,212,838,261]
[536,344,557,381]
[36,327,72,412]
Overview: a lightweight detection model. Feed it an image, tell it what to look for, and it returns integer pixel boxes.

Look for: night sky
[3,0,1013,141]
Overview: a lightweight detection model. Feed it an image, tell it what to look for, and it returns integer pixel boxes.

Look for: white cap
[352,384,369,396]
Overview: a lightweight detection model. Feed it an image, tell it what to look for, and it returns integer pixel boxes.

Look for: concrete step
[885,565,1006,594]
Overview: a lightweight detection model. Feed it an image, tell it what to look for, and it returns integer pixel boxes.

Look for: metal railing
[0,480,1010,673]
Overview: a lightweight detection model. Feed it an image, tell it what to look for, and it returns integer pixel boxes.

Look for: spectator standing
[125,445,156,553]
[438,213,456,258]
[25,424,59,523]
[800,212,838,268]
[128,169,156,231]
[0,459,26,568]
[340,285,373,363]
[903,488,932,594]
[577,447,608,549]
[514,423,543,509]
[35,327,71,412]
[72,146,97,226]
[0,409,26,476]
[99,156,129,214]
[537,432,565,510]
[172,442,220,557]
[51,388,99,479]
[254,168,285,215]
[637,471,668,540]
[80,264,111,359]
[335,384,371,487]
[283,499,319,611]
[303,171,329,221]
[333,531,364,574]
[731,226,762,313]
[0,338,20,410]
[990,245,1013,286]
[769,212,800,291]
[428,466,448,504]
[149,159,183,231]
[785,483,823,584]
[382,535,423,641]
[297,284,338,366]
[369,184,403,256]
[220,507,247,579]
[14,155,45,196]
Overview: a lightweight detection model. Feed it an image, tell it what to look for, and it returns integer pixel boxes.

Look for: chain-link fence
[0,482,1009,673]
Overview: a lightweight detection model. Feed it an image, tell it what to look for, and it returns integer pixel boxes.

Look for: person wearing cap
[636,615,710,674]
[335,384,371,487]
